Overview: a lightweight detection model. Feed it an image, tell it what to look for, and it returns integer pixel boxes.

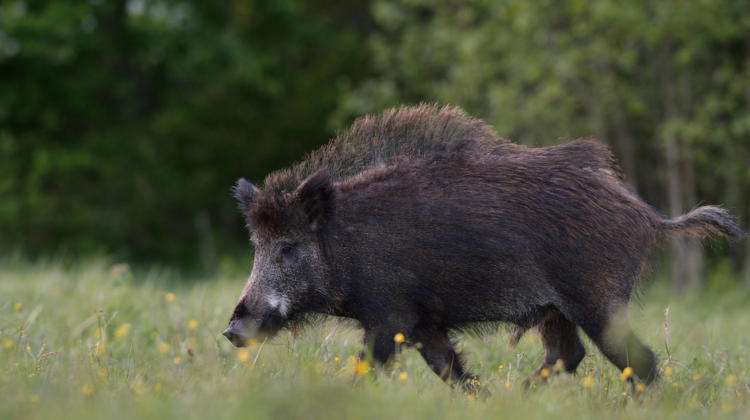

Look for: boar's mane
[263,104,503,195]
[262,103,622,196]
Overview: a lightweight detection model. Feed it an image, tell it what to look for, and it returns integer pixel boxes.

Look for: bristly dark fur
[229,104,744,390]
[262,103,505,194]
[662,206,746,239]
[294,169,336,234]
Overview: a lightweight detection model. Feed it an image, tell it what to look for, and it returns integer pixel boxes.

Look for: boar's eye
[277,244,296,263]
[280,245,293,256]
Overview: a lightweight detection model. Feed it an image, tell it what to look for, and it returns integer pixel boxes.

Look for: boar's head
[224,169,336,347]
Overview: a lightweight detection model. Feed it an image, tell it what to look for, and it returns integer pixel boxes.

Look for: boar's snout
[223,324,251,348]
[224,298,288,347]
[224,302,259,348]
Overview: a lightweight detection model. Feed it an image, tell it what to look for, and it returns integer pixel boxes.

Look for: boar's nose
[223,326,249,348]
[222,328,235,340]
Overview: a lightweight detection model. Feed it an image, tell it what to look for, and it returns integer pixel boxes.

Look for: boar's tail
[662,206,745,240]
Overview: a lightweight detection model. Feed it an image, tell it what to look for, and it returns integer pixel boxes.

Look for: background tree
[0,0,370,271]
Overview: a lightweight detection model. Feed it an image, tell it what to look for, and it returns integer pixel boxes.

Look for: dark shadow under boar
[224,104,745,388]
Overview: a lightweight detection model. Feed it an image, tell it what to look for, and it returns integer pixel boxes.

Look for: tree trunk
[743,76,750,283]
[612,103,638,190]
[665,128,689,293]
[661,46,699,293]
[682,155,703,288]
[195,211,217,275]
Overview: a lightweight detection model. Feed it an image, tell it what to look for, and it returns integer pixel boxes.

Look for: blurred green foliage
[1,0,748,275]
[0,0,369,267]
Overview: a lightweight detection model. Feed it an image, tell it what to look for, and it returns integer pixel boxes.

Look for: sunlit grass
[1,259,749,419]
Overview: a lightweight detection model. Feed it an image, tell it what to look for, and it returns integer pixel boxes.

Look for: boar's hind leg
[533,309,586,378]
[574,309,658,385]
[413,328,477,387]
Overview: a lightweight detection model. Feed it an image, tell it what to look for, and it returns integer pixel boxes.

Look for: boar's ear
[295,168,335,232]
[234,178,261,216]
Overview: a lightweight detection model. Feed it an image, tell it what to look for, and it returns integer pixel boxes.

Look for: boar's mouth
[223,304,287,348]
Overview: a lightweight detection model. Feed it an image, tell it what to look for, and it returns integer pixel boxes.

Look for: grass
[1,258,750,419]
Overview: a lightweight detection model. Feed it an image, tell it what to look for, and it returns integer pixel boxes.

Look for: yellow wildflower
[635,383,645,393]
[394,333,405,343]
[94,343,106,357]
[498,365,503,372]
[114,323,132,339]
[581,376,594,388]
[236,349,250,363]
[188,320,198,330]
[13,303,22,311]
[620,367,633,381]
[334,357,339,362]
[3,338,12,349]
[726,375,737,387]
[399,372,408,381]
[131,380,146,395]
[355,360,370,375]
[173,356,181,364]
[504,381,511,388]
[540,368,550,378]
[693,374,701,381]
[156,342,169,354]
[82,384,95,396]
[672,382,678,388]
[165,293,176,302]
[664,367,672,377]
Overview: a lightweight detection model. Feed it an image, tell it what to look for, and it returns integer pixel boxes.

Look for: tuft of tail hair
[662,206,746,240]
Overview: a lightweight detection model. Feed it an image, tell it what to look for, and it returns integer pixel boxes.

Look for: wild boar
[223,104,744,387]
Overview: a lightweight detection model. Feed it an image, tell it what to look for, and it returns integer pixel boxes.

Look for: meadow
[1,258,750,419]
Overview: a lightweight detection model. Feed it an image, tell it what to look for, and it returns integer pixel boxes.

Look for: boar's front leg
[360,324,480,391]
[413,327,478,389]
[359,313,420,366]
[359,328,396,366]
